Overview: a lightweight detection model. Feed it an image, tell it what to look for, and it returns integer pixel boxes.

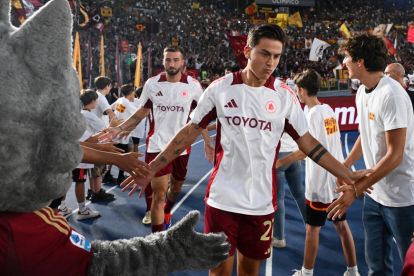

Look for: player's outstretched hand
[113,152,151,182]
[204,140,215,163]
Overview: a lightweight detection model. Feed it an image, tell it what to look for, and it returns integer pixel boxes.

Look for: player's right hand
[98,127,121,143]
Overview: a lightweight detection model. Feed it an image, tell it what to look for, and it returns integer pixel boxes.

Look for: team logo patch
[115,104,126,113]
[70,230,91,252]
[369,112,375,120]
[265,101,276,113]
[180,91,189,97]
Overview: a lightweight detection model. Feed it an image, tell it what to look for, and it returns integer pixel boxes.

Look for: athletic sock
[151,223,164,233]
[164,198,175,214]
[301,267,313,276]
[78,201,86,212]
[347,266,359,276]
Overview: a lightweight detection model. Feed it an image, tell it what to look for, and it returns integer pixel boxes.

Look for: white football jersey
[305,104,344,203]
[139,73,203,154]
[190,72,308,215]
[356,76,414,207]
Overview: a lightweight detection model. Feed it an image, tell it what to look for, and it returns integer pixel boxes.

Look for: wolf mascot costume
[0,0,229,275]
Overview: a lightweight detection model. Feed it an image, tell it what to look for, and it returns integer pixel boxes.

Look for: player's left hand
[204,140,215,163]
[120,170,155,197]
[96,142,125,153]
[327,186,356,220]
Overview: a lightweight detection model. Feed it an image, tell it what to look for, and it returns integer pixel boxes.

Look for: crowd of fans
[16,0,414,86]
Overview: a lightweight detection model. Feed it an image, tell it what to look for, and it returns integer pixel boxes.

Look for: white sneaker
[76,207,100,221]
[344,271,360,276]
[272,237,286,248]
[292,269,303,276]
[142,211,151,224]
[57,206,72,217]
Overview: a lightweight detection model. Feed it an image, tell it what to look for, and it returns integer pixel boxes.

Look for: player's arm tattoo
[307,143,328,164]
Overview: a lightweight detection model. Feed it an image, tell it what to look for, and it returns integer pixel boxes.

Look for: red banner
[408,25,414,43]
[383,37,397,56]
[227,34,247,68]
[302,96,358,131]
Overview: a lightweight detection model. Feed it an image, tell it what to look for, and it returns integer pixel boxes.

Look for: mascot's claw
[89,211,230,276]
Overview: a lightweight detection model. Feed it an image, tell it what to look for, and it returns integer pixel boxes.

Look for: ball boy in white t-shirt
[277,70,360,276]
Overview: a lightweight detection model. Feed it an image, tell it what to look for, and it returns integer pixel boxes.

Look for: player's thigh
[237,250,261,276]
[237,212,274,260]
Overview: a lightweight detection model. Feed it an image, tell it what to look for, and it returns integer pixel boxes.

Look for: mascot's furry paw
[89,211,230,276]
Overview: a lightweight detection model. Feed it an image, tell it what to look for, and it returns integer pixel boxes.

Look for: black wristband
[307,144,323,159]
[313,148,327,163]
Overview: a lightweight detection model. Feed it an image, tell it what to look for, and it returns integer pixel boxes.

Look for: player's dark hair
[343,34,388,72]
[294,69,321,96]
[80,89,98,106]
[247,24,287,48]
[94,76,112,90]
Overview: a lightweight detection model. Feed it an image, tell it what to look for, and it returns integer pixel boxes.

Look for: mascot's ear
[0,0,16,37]
[9,0,73,77]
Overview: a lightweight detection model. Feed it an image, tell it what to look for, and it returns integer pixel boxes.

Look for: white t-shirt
[305,104,344,203]
[77,124,94,169]
[111,97,137,144]
[139,73,203,154]
[190,72,308,215]
[91,91,111,120]
[81,110,106,135]
[356,76,414,207]
[132,98,147,139]
[279,132,298,152]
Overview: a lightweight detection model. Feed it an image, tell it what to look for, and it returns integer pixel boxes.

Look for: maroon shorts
[204,204,274,260]
[145,152,189,181]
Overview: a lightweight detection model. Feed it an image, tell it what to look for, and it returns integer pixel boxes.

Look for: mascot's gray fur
[0,0,229,274]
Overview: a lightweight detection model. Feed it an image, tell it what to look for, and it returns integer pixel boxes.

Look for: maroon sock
[164,198,175,214]
[152,223,164,233]
[144,185,153,212]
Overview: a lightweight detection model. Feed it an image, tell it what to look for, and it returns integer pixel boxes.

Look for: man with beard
[101,46,209,232]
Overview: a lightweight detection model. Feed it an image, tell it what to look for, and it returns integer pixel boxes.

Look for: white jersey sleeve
[190,83,217,128]
[138,79,153,109]
[189,76,204,103]
[277,82,309,139]
[381,92,409,131]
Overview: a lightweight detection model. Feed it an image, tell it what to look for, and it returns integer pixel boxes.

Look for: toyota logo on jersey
[180,91,189,97]
[265,101,276,113]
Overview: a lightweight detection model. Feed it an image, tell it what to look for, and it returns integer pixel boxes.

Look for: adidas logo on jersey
[224,99,238,108]
[156,91,163,96]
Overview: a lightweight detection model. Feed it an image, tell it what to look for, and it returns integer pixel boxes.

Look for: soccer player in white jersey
[276,70,359,276]
[100,46,208,232]
[121,24,370,276]
[327,34,414,276]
